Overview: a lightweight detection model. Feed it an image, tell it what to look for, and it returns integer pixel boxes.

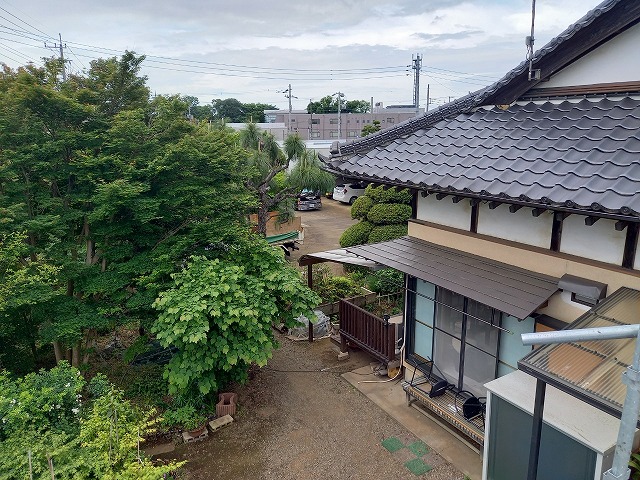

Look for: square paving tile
[404,458,433,476]
[381,436,405,453]
[407,440,429,457]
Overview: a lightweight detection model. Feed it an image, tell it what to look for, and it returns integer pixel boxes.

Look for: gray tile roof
[330,97,640,216]
[330,0,633,158]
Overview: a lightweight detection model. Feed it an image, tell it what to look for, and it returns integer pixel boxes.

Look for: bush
[365,185,412,204]
[350,195,374,220]
[368,269,404,295]
[368,224,408,243]
[366,203,412,225]
[339,221,374,248]
[316,276,362,303]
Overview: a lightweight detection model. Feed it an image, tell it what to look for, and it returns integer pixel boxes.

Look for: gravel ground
[160,336,464,480]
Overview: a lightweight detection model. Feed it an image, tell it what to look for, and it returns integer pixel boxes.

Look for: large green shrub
[153,238,321,397]
[366,203,412,225]
[339,221,374,248]
[350,195,374,220]
[364,185,412,204]
[368,269,405,295]
[368,224,408,243]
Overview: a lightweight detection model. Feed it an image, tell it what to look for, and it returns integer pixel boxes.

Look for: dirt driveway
[289,198,357,273]
[156,196,464,479]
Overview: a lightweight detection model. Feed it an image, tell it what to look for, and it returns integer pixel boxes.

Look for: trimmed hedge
[366,203,412,225]
[364,185,412,204]
[350,195,374,220]
[367,224,408,243]
[339,221,374,247]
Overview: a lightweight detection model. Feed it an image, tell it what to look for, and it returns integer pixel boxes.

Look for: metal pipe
[522,325,640,345]
[602,326,640,480]
[527,379,546,480]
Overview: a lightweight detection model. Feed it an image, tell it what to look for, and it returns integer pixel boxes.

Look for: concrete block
[208,414,234,433]
[337,351,350,360]
[182,428,208,443]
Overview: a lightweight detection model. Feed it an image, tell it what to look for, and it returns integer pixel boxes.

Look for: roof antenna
[526,0,541,81]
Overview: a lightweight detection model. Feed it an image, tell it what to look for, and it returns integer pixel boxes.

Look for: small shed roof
[346,236,558,319]
[519,287,640,420]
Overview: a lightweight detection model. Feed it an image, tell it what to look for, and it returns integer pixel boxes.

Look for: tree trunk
[53,340,64,364]
[256,198,271,236]
[71,341,81,368]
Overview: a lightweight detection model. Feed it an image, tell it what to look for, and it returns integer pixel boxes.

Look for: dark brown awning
[347,236,558,319]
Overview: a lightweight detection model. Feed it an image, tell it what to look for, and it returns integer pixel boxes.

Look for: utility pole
[426,84,430,112]
[279,84,297,133]
[412,54,422,112]
[332,92,344,140]
[45,33,67,81]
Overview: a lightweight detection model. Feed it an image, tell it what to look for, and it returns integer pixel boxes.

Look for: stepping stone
[404,458,432,476]
[208,414,234,433]
[407,440,429,457]
[143,442,175,457]
[381,436,405,453]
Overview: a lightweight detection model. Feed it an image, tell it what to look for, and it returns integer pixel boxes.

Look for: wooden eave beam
[488,201,501,210]
[531,208,546,217]
[585,216,600,226]
[508,204,522,213]
[615,220,628,231]
[435,193,448,200]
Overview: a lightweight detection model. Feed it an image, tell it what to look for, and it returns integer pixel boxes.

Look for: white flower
[55,404,61,409]
[72,408,79,415]
[65,383,70,388]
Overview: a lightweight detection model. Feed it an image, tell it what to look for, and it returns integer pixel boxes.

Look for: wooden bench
[402,375,485,448]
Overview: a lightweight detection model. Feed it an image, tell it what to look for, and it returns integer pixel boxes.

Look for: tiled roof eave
[323,169,640,220]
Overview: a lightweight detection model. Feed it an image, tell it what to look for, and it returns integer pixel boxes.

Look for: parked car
[333,182,368,204]
[295,190,322,211]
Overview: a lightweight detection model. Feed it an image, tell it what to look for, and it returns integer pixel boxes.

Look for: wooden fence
[339,299,396,364]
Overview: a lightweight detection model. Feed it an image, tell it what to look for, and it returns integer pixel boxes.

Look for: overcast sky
[1,0,604,111]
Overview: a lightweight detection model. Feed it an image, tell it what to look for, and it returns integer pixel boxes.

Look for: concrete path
[343,367,484,480]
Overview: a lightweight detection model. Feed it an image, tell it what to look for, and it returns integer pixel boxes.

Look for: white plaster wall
[560,216,626,265]
[476,203,553,248]
[543,22,640,88]
[416,194,470,230]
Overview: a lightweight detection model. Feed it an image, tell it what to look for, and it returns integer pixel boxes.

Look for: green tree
[0,60,253,370]
[152,238,321,397]
[243,102,276,123]
[361,120,382,136]
[211,98,245,122]
[307,95,370,114]
[345,99,370,113]
[0,363,181,479]
[240,125,333,235]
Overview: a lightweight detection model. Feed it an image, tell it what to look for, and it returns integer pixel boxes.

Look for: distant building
[264,105,424,141]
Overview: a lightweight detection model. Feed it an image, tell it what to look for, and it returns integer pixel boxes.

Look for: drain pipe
[522,325,640,480]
